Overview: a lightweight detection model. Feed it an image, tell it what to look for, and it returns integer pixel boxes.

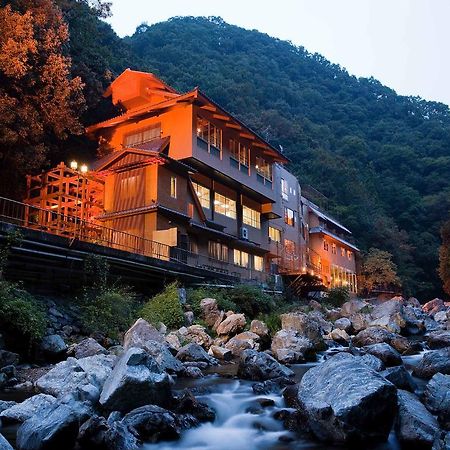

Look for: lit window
[331,243,336,254]
[196,116,222,155]
[192,182,210,209]
[284,239,296,255]
[347,250,352,260]
[254,255,264,271]
[214,193,236,219]
[242,205,260,229]
[123,123,161,147]
[269,226,281,243]
[208,241,228,262]
[255,156,272,181]
[170,176,177,198]
[284,207,295,226]
[230,139,249,167]
[281,178,288,200]
[341,247,345,257]
[323,240,329,251]
[234,249,249,268]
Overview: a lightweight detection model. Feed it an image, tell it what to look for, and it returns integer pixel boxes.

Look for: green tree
[360,248,402,295]
[439,220,450,296]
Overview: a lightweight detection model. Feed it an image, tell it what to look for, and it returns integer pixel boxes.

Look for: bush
[325,286,350,307]
[80,286,137,339]
[140,282,184,330]
[0,280,47,344]
[228,285,275,318]
[187,286,238,316]
[258,312,281,335]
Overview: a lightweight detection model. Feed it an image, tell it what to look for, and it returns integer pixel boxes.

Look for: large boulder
[369,299,406,334]
[423,298,446,316]
[297,353,397,443]
[413,348,450,379]
[176,343,218,366]
[40,334,67,357]
[334,317,352,332]
[179,325,213,349]
[423,373,450,428]
[349,312,371,333]
[325,328,350,344]
[362,343,402,366]
[199,298,221,327]
[380,366,417,392]
[140,340,184,374]
[308,311,333,335]
[208,345,232,361]
[0,433,13,450]
[357,354,385,372]
[16,394,92,450]
[36,354,116,399]
[216,314,246,336]
[396,390,439,448]
[271,329,313,364]
[352,326,396,347]
[250,320,269,339]
[0,350,19,368]
[123,318,164,349]
[225,332,259,357]
[99,347,172,412]
[237,349,294,381]
[69,338,107,359]
[340,299,370,317]
[0,394,55,424]
[427,331,450,349]
[280,312,325,350]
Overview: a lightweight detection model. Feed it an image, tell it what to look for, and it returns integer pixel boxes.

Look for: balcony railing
[0,196,244,279]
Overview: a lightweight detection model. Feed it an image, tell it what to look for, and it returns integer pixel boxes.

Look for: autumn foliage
[0,0,85,196]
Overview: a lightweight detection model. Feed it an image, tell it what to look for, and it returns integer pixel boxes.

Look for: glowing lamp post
[69,160,88,238]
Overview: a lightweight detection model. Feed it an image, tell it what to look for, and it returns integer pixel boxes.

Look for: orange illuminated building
[24,69,359,289]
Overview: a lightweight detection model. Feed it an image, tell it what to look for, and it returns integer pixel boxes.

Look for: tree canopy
[439,220,450,297]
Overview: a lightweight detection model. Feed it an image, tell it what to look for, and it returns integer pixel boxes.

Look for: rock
[176,343,218,366]
[0,350,19,368]
[349,312,371,333]
[334,317,352,332]
[423,298,446,316]
[390,335,419,354]
[165,332,181,351]
[99,347,172,412]
[216,313,246,336]
[403,305,426,335]
[407,297,422,308]
[225,332,260,357]
[36,354,116,398]
[357,354,385,372]
[182,325,213,349]
[362,343,402,366]
[396,390,439,448]
[423,373,450,428]
[184,311,194,326]
[352,326,395,347]
[123,318,164,349]
[381,366,417,392]
[413,348,450,378]
[140,340,184,374]
[16,394,92,450]
[0,364,15,378]
[0,394,55,424]
[199,298,221,327]
[252,376,296,395]
[208,345,232,361]
[433,431,450,450]
[237,349,294,381]
[70,338,107,359]
[250,320,269,338]
[77,415,110,449]
[424,317,442,333]
[0,400,17,414]
[0,434,13,450]
[434,310,448,322]
[297,353,397,443]
[427,331,450,349]
[326,328,350,344]
[280,312,325,351]
[212,311,225,332]
[271,329,312,363]
[40,334,67,356]
[308,299,323,311]
[174,390,215,423]
[308,311,333,335]
[369,299,406,333]
[341,299,370,317]
[182,366,203,378]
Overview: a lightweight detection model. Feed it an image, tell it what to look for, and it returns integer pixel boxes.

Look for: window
[242,205,260,229]
[284,207,295,226]
[119,174,137,199]
[208,241,228,262]
[347,250,352,260]
[281,178,288,200]
[123,123,161,147]
[230,139,249,170]
[332,243,337,254]
[323,240,329,251]
[341,247,345,257]
[269,226,281,243]
[192,182,210,209]
[255,156,272,182]
[170,176,177,198]
[214,193,236,219]
[234,249,249,268]
[284,239,296,255]
[254,255,264,271]
[196,117,222,156]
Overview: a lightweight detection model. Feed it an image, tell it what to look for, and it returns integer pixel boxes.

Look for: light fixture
[70,160,78,170]
[80,164,88,174]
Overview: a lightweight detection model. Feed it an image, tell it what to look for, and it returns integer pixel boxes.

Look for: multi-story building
[24,68,359,291]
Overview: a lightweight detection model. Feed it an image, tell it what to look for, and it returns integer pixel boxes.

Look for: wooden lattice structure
[24,162,105,237]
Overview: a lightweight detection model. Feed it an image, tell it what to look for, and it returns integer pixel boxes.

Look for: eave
[309,226,360,252]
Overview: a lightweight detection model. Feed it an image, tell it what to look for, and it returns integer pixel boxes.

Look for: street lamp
[68,160,88,239]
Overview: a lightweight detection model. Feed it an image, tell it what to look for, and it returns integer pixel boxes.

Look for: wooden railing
[0,196,241,278]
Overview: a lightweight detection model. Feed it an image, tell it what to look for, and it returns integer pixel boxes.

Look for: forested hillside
[2,2,449,298]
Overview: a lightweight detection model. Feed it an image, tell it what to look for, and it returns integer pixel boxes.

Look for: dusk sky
[105,0,450,107]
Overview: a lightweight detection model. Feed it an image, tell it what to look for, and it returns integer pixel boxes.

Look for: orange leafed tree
[0,0,85,196]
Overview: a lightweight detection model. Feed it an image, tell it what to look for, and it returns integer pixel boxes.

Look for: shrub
[80,286,137,339]
[187,286,237,316]
[258,312,281,335]
[140,282,184,330]
[325,286,350,307]
[0,280,47,344]
[228,285,275,318]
